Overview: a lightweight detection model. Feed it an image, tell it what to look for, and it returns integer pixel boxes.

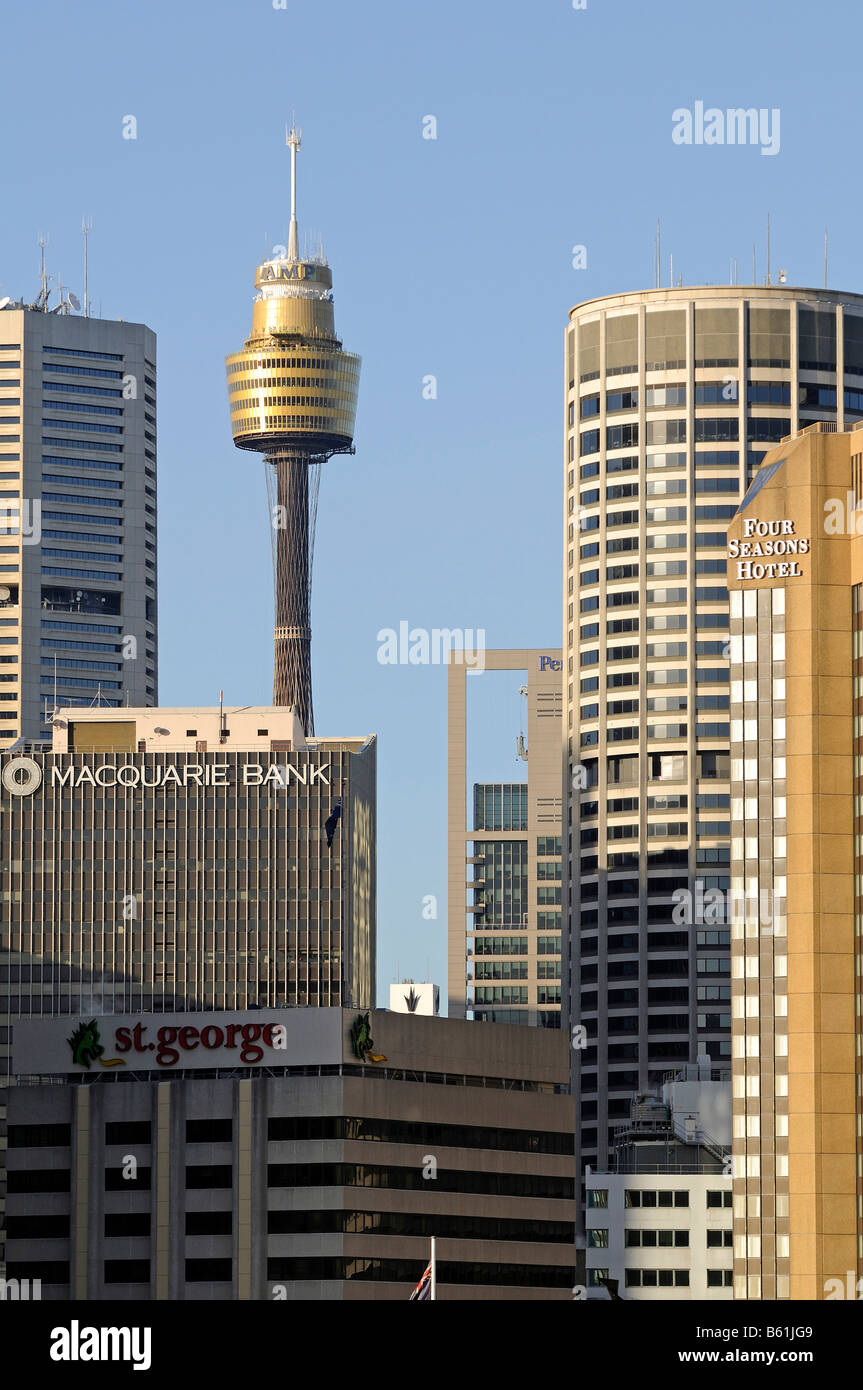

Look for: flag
[409,1262,432,1301]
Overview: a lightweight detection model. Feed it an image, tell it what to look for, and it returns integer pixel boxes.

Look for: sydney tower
[226,125,360,734]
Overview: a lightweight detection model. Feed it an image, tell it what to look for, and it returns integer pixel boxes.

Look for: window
[7,1169,71,1193]
[8,1123,71,1147]
[186,1211,233,1236]
[625,1189,689,1207]
[105,1121,151,1145]
[695,475,739,493]
[606,389,638,412]
[6,1215,70,1239]
[588,1228,610,1247]
[105,1166,151,1191]
[606,423,638,450]
[105,1213,151,1237]
[646,418,686,445]
[694,417,739,442]
[186,1165,232,1189]
[706,1229,733,1247]
[186,1118,233,1143]
[645,384,686,406]
[706,1189,733,1208]
[587,1188,608,1208]
[186,1259,233,1282]
[104,1260,151,1284]
[625,1269,690,1287]
[580,429,600,456]
[625,1229,689,1247]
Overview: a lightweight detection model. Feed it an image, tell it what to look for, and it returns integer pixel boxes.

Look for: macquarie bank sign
[0,756,330,797]
[14,1009,346,1075]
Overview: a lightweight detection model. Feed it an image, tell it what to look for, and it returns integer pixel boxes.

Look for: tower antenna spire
[82,217,93,318]
[286,118,302,262]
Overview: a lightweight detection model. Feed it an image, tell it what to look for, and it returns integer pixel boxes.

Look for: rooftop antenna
[37,234,50,311]
[516,682,528,762]
[766,213,771,286]
[286,117,302,262]
[82,218,92,318]
[824,228,828,290]
[657,219,661,289]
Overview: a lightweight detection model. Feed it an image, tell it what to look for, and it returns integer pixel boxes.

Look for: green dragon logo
[349,1011,386,1063]
[67,1018,124,1069]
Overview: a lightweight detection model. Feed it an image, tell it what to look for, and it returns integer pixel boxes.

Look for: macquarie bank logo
[1,756,42,796]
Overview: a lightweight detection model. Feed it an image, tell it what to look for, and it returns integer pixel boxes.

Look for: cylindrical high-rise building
[226,127,360,734]
[563,285,863,1188]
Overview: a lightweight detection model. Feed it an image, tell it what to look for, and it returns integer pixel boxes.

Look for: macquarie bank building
[0,703,376,1084]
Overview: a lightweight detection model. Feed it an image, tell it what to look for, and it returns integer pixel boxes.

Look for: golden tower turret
[226,125,361,734]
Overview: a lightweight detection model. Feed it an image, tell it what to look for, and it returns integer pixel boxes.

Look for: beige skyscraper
[563,285,863,1191]
[726,422,861,1300]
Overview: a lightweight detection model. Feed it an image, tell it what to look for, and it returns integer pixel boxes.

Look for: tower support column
[272,448,313,733]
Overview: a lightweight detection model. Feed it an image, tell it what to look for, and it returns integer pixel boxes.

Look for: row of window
[580,478,739,506]
[266,1208,574,1242]
[579,536,736,561]
[581,504,737,528]
[579,450,740,480]
[580,418,793,455]
[3,1256,576,1288]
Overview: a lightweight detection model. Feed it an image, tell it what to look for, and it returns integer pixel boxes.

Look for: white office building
[0,299,157,746]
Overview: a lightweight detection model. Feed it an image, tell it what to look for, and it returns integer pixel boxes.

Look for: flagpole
[430,1236,436,1301]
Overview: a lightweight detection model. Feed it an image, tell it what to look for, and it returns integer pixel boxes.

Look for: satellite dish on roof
[0,586,10,601]
[0,296,10,309]
[68,292,81,311]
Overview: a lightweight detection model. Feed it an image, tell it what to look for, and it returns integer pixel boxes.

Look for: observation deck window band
[275,626,311,641]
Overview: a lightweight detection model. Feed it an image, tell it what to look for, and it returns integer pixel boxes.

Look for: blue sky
[2,0,862,1005]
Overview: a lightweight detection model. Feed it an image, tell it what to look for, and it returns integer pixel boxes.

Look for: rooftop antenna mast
[82,218,93,318]
[516,683,528,762]
[824,228,829,290]
[766,213,771,286]
[286,118,302,262]
[37,234,50,311]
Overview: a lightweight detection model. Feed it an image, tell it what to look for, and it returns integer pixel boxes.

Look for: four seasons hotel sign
[727,517,811,581]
